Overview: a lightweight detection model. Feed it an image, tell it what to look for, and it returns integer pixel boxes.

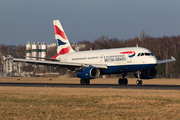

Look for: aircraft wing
[12,58,108,69]
[157,56,176,64]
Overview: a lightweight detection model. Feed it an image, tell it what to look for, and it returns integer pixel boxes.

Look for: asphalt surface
[0,82,180,90]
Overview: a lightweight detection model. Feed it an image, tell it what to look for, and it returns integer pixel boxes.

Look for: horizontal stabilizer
[3,56,6,62]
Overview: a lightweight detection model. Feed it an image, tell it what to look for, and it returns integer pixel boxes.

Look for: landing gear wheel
[80,79,85,85]
[118,78,123,85]
[80,79,90,85]
[85,79,90,85]
[118,78,128,85]
[136,80,142,85]
[123,78,128,85]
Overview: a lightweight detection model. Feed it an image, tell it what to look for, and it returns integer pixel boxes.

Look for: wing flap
[26,56,58,61]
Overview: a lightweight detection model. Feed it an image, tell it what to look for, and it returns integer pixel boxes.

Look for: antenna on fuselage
[136,43,138,47]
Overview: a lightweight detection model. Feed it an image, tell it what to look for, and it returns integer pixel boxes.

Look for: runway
[0,82,180,90]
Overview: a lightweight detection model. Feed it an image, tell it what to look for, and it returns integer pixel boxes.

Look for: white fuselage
[55,47,157,72]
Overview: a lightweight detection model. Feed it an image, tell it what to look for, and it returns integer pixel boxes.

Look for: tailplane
[3,56,6,62]
[53,20,74,55]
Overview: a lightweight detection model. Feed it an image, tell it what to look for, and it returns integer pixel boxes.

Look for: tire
[85,79,90,85]
[118,78,123,85]
[80,79,85,85]
[136,80,142,85]
[139,80,142,85]
[124,78,128,85]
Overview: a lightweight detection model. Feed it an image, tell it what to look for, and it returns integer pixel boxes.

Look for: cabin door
[127,54,132,63]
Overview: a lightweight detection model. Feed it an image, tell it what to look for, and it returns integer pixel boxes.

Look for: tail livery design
[53,20,74,55]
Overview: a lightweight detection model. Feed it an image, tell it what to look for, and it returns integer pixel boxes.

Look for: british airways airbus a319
[12,20,176,85]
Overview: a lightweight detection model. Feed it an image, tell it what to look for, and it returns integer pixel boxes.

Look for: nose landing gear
[136,80,142,85]
[136,71,142,85]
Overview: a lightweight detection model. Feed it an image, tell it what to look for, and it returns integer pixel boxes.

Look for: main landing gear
[80,78,90,85]
[136,71,142,85]
[118,73,128,85]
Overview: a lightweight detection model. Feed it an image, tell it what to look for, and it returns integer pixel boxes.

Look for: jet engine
[134,68,157,79]
[77,67,100,79]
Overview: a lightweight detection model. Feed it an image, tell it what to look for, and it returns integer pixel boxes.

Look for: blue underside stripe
[102,64,156,74]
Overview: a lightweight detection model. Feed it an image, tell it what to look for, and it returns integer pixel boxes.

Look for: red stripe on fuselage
[120,51,135,54]
[58,46,71,55]
[54,25,67,40]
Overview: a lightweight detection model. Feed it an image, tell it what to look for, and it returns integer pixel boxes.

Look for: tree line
[0,34,180,77]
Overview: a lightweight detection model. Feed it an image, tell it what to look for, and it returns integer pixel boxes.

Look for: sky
[0,0,180,45]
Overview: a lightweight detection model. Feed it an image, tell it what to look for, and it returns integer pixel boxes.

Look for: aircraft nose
[148,57,157,64]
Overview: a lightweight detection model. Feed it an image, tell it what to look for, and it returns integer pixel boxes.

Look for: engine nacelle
[77,67,100,79]
[134,68,157,79]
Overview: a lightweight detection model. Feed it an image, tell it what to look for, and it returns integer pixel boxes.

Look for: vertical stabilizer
[53,20,74,55]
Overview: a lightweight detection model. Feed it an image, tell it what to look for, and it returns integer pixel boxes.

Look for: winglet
[171,56,176,60]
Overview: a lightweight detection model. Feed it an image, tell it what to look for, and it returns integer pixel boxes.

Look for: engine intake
[134,67,157,79]
[77,67,100,79]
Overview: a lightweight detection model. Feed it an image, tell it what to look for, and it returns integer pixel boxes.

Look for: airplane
[11,20,176,85]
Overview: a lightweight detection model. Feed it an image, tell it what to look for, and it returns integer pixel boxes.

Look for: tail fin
[53,20,74,55]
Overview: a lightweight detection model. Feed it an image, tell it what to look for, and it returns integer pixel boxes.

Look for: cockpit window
[150,52,154,56]
[145,53,150,56]
[137,53,141,56]
[137,52,154,57]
